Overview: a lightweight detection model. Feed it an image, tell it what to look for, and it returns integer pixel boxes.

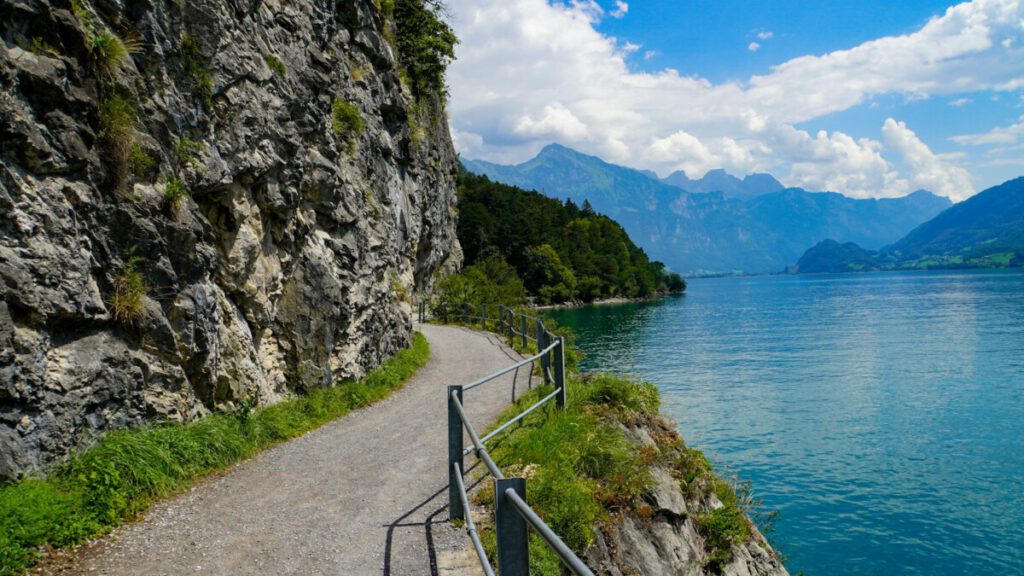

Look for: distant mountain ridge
[797,177,1024,273]
[462,144,952,275]
[660,168,785,200]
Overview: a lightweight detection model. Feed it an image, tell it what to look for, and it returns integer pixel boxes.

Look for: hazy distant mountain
[462,144,952,275]
[796,177,1024,273]
[660,168,785,200]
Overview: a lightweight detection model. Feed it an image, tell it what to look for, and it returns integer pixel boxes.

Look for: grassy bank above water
[470,373,755,574]
[0,333,429,575]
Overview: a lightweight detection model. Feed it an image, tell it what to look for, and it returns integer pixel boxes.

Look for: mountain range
[462,144,952,275]
[797,177,1024,273]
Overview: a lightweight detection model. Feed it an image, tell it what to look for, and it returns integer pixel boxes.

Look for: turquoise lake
[546,270,1024,576]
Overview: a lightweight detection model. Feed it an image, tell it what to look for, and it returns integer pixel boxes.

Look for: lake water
[546,270,1024,576]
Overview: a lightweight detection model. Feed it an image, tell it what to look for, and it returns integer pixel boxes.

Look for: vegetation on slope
[0,334,429,575]
[456,169,685,304]
[390,0,457,100]
[469,374,757,574]
[796,177,1024,273]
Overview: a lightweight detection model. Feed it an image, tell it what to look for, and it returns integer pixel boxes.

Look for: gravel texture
[52,325,525,576]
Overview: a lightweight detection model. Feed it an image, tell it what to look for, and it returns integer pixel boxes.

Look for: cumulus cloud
[883,118,976,200]
[513,103,590,140]
[757,30,774,40]
[610,0,628,18]
[748,42,761,52]
[446,0,1024,199]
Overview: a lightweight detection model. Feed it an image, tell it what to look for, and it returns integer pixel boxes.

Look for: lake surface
[546,270,1024,576]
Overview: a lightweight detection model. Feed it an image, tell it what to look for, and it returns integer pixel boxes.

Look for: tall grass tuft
[110,256,147,326]
[0,333,429,575]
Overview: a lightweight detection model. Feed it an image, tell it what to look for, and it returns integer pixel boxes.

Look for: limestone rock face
[0,0,460,478]
[583,417,790,576]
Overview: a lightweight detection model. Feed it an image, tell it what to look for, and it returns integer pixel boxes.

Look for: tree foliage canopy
[393,0,457,100]
[456,168,685,304]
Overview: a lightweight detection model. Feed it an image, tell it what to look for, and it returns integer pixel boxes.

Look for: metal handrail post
[481,303,487,331]
[554,337,566,409]
[495,478,529,576]
[520,314,527,349]
[506,309,514,343]
[537,320,550,385]
[448,385,465,521]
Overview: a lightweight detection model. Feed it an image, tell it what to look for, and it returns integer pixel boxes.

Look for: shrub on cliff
[392,0,457,100]
[331,98,364,136]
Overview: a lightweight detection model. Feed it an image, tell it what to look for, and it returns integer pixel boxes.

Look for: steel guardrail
[422,297,593,576]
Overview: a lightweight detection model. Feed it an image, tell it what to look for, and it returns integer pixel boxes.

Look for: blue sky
[445,0,1024,200]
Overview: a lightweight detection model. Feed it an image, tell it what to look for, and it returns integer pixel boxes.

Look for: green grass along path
[2,325,526,575]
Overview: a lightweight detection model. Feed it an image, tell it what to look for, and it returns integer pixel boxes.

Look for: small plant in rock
[162,177,189,218]
[331,97,364,137]
[264,54,286,78]
[72,0,140,76]
[111,257,147,326]
[175,138,204,167]
[89,31,140,75]
[389,272,409,303]
[98,94,137,187]
[16,36,59,57]
[127,144,155,181]
[181,34,213,109]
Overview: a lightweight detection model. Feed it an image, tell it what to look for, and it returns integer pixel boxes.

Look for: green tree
[524,244,577,303]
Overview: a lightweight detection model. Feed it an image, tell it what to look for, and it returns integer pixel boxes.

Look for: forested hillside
[455,169,684,303]
[463,144,951,275]
[796,177,1024,273]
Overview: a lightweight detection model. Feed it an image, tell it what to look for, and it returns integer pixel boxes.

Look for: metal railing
[420,300,595,576]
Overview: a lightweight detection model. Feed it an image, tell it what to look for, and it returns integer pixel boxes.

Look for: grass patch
[471,374,657,573]
[127,144,155,181]
[16,36,59,57]
[72,0,140,76]
[331,97,364,137]
[110,256,147,326]
[180,34,213,110]
[0,333,429,575]
[162,178,188,219]
[264,54,286,78]
[175,138,204,167]
[98,94,136,187]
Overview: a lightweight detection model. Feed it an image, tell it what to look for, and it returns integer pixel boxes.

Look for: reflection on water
[547,270,1024,576]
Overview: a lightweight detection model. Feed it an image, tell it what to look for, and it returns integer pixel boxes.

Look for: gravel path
[60,324,528,576]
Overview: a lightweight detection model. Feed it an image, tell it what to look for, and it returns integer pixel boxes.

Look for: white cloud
[950,97,972,106]
[513,103,590,140]
[446,0,1024,199]
[757,30,774,40]
[748,42,761,52]
[643,49,659,60]
[951,114,1024,144]
[883,118,975,200]
[610,0,628,18]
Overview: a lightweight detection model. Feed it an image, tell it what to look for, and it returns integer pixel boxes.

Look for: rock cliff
[585,415,790,576]
[0,0,460,478]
